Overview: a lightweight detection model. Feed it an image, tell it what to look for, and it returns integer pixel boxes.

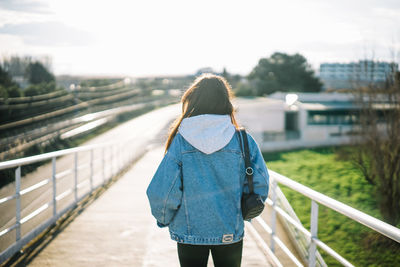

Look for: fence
[0,97,176,161]
[0,79,138,130]
[249,170,400,267]
[0,90,67,104]
[0,137,147,264]
[0,93,73,110]
[0,88,141,131]
[2,137,399,266]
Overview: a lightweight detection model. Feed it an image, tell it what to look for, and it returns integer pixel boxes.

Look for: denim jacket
[146,114,269,245]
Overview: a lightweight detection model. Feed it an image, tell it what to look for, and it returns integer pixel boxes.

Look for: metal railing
[0,93,73,110]
[0,98,173,160]
[0,90,67,104]
[80,80,125,91]
[271,183,325,266]
[250,170,400,267]
[0,137,146,263]
[2,135,399,266]
[0,83,139,131]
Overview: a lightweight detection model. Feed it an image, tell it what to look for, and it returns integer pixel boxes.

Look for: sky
[0,0,399,77]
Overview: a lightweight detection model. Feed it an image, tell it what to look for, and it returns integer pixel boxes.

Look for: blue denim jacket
[146,117,269,245]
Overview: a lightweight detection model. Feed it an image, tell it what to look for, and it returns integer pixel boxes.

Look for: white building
[235,92,364,152]
[319,60,398,90]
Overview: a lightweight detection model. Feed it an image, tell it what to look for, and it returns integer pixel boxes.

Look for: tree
[2,56,32,77]
[248,52,322,95]
[350,70,400,226]
[0,65,16,87]
[0,66,21,98]
[25,62,55,84]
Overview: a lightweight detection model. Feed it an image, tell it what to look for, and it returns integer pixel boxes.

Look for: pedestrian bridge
[1,105,399,267]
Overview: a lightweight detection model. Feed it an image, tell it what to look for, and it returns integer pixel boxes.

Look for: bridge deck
[28,147,273,267]
[2,105,304,266]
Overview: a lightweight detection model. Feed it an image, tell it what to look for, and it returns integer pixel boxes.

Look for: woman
[146,74,269,267]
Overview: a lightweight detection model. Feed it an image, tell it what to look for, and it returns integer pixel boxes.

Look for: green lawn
[263,147,400,267]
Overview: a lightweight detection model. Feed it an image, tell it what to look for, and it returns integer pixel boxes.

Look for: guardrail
[0,90,67,104]
[0,80,132,127]
[250,170,400,267]
[80,80,125,91]
[0,88,143,131]
[0,97,176,161]
[0,93,74,110]
[0,137,146,264]
[0,79,126,105]
[76,87,132,100]
[0,101,90,131]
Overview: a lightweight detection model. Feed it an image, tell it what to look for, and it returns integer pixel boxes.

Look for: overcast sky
[0,0,399,77]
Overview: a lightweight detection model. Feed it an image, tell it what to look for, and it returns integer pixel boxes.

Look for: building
[319,60,398,90]
[235,92,390,152]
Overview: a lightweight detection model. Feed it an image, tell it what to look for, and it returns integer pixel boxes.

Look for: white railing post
[15,166,21,241]
[90,149,94,191]
[74,152,78,202]
[52,157,57,216]
[309,200,319,267]
[102,147,105,184]
[271,179,277,253]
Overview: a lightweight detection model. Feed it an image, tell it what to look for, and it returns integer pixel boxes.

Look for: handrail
[0,134,147,264]
[269,170,400,243]
[80,80,125,91]
[0,101,89,131]
[0,98,174,161]
[264,198,352,266]
[0,94,73,110]
[2,117,396,266]
[76,87,132,99]
[0,90,66,104]
[0,79,126,106]
[0,80,125,104]
[246,222,283,267]
[249,170,400,267]
[254,217,303,267]
[269,186,326,266]
[0,88,141,131]
[0,142,110,170]
[0,92,74,110]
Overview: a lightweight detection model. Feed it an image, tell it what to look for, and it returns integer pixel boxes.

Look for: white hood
[178,114,236,154]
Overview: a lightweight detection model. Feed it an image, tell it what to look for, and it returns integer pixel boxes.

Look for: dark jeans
[177,240,243,267]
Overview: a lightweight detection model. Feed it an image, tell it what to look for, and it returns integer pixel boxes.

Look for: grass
[264,147,400,267]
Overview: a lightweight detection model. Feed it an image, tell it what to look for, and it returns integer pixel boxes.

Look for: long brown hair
[165,73,240,152]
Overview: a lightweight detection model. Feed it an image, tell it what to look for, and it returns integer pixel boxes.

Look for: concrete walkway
[29,146,272,267]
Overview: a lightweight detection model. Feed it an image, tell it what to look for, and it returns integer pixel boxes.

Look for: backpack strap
[239,129,255,194]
